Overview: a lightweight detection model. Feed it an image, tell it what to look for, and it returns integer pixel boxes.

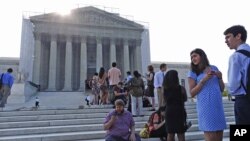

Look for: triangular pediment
[30,6,144,30]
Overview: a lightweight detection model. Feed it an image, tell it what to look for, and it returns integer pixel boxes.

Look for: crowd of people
[102,63,190,141]
[1,25,250,141]
[102,25,250,141]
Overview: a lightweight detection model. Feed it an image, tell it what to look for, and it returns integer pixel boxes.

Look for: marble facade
[20,6,150,92]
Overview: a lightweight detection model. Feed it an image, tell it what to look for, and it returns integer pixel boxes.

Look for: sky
[0,0,249,82]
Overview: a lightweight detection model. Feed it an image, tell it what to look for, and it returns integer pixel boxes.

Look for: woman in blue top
[187,48,226,141]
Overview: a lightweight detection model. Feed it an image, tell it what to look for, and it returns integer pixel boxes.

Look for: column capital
[136,39,141,45]
[80,36,87,42]
[96,37,102,44]
[123,38,129,46]
[110,38,116,44]
[50,34,57,41]
[66,35,72,42]
[34,32,41,40]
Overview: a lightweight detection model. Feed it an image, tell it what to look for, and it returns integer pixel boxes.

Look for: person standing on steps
[163,70,187,141]
[108,62,122,104]
[223,25,250,125]
[187,48,226,141]
[0,68,14,111]
[145,65,156,111]
[154,63,167,108]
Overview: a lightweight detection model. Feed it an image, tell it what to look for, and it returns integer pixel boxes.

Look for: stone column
[96,37,103,71]
[32,32,41,85]
[48,35,57,91]
[123,39,130,75]
[110,38,116,65]
[79,36,87,91]
[63,36,73,91]
[135,39,142,72]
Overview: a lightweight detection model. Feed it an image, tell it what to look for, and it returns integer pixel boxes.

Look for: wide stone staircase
[0,100,234,141]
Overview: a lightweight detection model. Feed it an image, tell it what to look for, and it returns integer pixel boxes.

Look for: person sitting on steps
[112,82,128,108]
[148,106,167,141]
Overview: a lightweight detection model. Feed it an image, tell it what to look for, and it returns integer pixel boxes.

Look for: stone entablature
[31,7,143,30]
[30,7,144,40]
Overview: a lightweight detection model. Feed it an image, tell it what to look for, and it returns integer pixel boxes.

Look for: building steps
[0,101,235,141]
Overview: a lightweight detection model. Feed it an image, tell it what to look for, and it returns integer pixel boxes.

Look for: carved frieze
[30,6,143,30]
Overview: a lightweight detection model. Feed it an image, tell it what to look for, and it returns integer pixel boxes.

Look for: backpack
[128,78,144,97]
[236,49,250,100]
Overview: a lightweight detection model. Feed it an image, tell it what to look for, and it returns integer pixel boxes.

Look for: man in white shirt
[108,62,122,103]
[154,63,167,108]
[224,25,250,124]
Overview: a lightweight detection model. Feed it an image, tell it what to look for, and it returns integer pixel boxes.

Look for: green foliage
[222,90,228,97]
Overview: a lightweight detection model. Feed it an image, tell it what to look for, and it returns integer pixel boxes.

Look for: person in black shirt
[112,82,128,107]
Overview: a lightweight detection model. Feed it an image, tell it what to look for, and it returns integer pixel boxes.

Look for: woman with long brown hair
[98,67,108,104]
[187,48,226,141]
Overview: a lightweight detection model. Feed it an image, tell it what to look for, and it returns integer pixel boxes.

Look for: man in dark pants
[224,25,250,124]
[0,68,14,111]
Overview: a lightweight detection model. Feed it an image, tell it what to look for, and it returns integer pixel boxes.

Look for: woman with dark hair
[163,70,187,141]
[128,70,145,117]
[98,67,108,104]
[148,106,167,141]
[187,48,226,141]
[146,65,155,111]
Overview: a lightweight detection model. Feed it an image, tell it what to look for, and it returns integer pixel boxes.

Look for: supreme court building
[20,6,150,92]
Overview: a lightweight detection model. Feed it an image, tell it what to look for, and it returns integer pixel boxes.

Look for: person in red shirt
[148,106,167,141]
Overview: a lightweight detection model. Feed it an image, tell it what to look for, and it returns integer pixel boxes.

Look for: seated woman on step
[148,106,167,141]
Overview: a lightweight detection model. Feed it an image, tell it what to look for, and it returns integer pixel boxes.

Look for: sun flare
[56,8,71,16]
